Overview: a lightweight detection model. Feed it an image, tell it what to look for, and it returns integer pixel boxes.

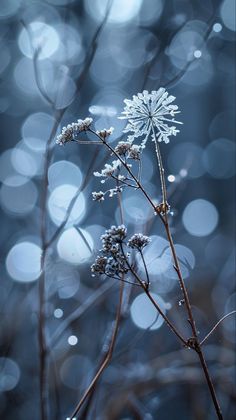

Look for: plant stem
[120,244,187,346]
[151,127,223,420]
[89,126,223,418]
[152,126,167,206]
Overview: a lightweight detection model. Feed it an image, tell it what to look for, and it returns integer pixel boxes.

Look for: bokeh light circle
[130,293,171,330]
[203,138,236,178]
[48,161,82,191]
[86,0,142,24]
[220,0,235,32]
[57,227,93,264]
[48,185,86,227]
[60,355,92,389]
[22,112,57,152]
[0,358,20,391]
[183,199,219,237]
[0,0,21,19]
[6,242,41,283]
[18,21,60,60]
[0,180,38,216]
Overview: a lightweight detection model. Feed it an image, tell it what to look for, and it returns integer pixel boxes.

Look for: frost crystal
[91,225,129,277]
[96,127,114,139]
[56,117,93,145]
[120,89,182,147]
[94,160,121,181]
[92,191,105,202]
[114,141,141,160]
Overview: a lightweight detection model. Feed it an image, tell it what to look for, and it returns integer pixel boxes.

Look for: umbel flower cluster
[55,89,182,201]
[120,88,182,147]
[91,225,151,282]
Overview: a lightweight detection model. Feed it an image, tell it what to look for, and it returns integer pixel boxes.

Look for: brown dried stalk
[84,127,224,419]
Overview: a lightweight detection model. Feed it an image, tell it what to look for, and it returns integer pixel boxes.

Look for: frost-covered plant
[119,88,182,147]
[57,89,225,420]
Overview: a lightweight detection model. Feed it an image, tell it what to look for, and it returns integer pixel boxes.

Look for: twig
[200,311,236,346]
[50,282,113,348]
[69,167,124,419]
[120,244,187,346]
[151,128,223,420]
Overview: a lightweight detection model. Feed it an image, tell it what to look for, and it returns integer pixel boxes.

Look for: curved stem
[89,129,164,222]
[200,310,236,346]
[120,244,187,346]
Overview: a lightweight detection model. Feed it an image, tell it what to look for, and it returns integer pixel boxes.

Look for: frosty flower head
[56,117,93,145]
[114,141,141,160]
[91,225,129,278]
[91,255,107,275]
[120,89,182,148]
[94,160,121,182]
[127,233,151,250]
[92,191,105,202]
[96,127,114,139]
[101,225,127,248]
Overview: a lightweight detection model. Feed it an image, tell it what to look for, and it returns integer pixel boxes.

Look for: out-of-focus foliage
[0,0,235,419]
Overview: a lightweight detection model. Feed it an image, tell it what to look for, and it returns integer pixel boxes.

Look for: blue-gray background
[0,0,235,419]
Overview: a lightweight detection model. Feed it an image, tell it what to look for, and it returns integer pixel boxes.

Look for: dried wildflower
[108,186,123,197]
[92,225,129,278]
[56,125,73,146]
[114,141,141,160]
[127,144,141,160]
[119,89,182,147]
[96,127,114,139]
[94,160,121,182]
[56,117,93,145]
[114,141,132,156]
[92,191,105,202]
[101,225,127,248]
[127,233,151,250]
[91,256,107,275]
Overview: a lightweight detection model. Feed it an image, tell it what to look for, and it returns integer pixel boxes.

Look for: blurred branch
[200,310,236,346]
[49,282,113,348]
[69,282,124,419]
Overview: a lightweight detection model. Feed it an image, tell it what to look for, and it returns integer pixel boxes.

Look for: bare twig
[69,171,124,419]
[200,311,236,346]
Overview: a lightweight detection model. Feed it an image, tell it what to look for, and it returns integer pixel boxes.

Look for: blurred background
[0,0,235,419]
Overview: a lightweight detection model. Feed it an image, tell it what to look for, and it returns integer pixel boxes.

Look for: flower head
[94,160,121,182]
[56,117,93,145]
[127,233,151,250]
[92,191,105,202]
[96,127,114,139]
[120,89,182,148]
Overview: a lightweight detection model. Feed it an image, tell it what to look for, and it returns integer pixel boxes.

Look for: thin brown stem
[120,244,187,346]
[89,129,164,221]
[139,249,150,289]
[151,129,223,419]
[69,281,124,419]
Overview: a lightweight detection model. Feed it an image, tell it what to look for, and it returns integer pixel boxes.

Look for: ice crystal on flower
[96,127,114,139]
[114,141,141,160]
[56,117,93,145]
[120,89,182,148]
[92,191,105,202]
[91,225,129,278]
[94,160,121,181]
